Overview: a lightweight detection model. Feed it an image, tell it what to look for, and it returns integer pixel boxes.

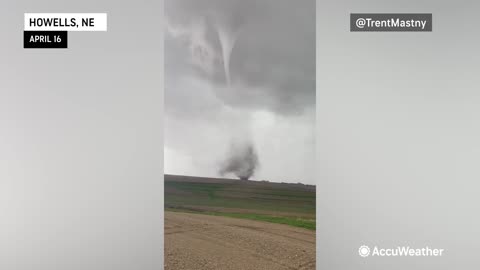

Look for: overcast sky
[164,0,316,184]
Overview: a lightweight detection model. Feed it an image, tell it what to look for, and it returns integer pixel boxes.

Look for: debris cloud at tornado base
[219,140,259,180]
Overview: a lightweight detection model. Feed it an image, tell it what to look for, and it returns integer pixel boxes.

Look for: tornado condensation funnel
[215,23,240,87]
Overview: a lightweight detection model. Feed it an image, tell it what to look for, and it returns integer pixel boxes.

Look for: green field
[165,174,316,230]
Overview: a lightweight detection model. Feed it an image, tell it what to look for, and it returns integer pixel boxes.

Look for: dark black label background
[24,31,68,49]
[350,13,432,32]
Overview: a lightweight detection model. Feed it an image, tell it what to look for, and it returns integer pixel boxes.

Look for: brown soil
[165,211,316,270]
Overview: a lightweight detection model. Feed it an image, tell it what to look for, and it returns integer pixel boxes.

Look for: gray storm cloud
[166,0,315,115]
[165,0,315,183]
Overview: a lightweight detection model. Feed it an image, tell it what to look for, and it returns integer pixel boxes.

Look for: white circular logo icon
[359,245,370,257]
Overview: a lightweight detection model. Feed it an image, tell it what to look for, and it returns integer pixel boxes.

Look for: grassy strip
[209,212,316,230]
[166,208,316,230]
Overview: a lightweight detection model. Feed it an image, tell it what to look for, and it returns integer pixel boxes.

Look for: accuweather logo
[358,245,445,258]
[358,245,371,257]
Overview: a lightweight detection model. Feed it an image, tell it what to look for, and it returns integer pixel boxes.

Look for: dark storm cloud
[165,0,315,116]
[165,0,316,184]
